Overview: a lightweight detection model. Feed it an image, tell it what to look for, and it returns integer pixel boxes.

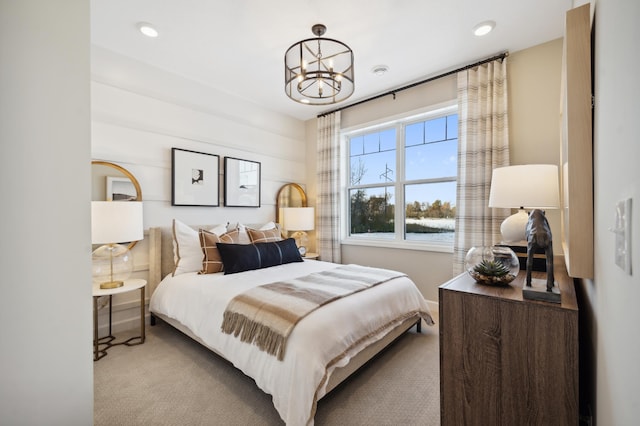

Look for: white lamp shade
[488,164,560,209]
[282,207,315,231]
[91,201,144,244]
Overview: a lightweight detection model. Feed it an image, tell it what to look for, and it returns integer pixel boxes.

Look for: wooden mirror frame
[275,183,307,224]
[91,160,143,249]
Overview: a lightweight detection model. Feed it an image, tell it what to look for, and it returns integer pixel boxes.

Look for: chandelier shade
[284,24,354,105]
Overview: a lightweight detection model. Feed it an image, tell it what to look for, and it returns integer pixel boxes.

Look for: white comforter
[149,260,434,425]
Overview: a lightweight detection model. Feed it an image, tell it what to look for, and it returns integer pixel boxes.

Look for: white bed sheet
[149,259,434,425]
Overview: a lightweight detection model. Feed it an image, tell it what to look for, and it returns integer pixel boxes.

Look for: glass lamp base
[92,243,133,286]
[290,231,309,251]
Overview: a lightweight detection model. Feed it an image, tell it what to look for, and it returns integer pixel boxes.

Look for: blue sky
[349,114,458,207]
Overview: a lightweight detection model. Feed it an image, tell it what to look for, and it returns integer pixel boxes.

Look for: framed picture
[171,148,220,206]
[106,176,137,201]
[224,157,261,207]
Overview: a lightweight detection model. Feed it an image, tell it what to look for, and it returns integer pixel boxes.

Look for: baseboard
[426,299,439,318]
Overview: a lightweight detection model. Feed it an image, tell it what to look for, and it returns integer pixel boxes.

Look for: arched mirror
[91,161,142,202]
[275,183,307,224]
[91,160,142,249]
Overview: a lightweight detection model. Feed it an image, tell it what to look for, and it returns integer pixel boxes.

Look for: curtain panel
[316,112,342,263]
[453,58,511,274]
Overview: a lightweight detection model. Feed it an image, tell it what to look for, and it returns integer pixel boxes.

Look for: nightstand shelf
[93,278,146,361]
[439,259,578,425]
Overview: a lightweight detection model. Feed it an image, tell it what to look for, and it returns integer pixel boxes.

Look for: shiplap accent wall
[91,46,308,332]
[92,47,307,227]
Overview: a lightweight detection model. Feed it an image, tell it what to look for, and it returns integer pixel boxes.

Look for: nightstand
[303,252,319,260]
[93,278,146,361]
[439,259,578,425]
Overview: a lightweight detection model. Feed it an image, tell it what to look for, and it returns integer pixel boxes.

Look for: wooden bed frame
[146,225,421,395]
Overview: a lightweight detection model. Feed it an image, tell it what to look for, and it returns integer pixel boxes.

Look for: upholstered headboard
[147,223,282,296]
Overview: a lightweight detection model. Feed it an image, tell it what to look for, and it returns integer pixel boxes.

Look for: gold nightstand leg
[93,296,113,361]
[140,286,145,343]
[93,281,147,361]
[93,296,98,361]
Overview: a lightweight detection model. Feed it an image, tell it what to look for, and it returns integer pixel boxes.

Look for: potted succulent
[465,246,519,286]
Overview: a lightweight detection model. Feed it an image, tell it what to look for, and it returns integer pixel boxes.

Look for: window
[345,105,458,249]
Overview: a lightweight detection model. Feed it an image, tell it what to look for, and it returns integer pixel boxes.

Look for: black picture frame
[171,148,220,207]
[223,157,261,207]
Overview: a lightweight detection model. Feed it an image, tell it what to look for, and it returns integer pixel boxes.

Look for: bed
[147,221,434,425]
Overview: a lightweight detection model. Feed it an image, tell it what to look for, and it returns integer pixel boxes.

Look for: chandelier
[284,24,354,105]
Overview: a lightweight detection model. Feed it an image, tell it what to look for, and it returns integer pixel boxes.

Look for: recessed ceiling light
[473,21,495,37]
[372,65,389,76]
[137,22,159,38]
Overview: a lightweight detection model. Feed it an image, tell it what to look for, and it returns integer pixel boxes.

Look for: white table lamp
[91,201,144,289]
[282,207,315,256]
[488,165,560,244]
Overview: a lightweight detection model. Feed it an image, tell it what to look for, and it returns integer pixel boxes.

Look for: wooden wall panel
[560,3,593,278]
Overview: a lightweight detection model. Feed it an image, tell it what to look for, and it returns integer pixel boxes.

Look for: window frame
[341,101,458,253]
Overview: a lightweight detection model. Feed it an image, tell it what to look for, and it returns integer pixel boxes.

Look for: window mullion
[395,122,404,241]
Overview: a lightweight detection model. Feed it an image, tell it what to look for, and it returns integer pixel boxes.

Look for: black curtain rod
[317,51,509,118]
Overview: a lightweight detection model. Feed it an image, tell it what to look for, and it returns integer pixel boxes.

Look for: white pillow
[172,219,227,276]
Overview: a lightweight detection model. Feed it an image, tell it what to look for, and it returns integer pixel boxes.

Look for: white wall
[91,46,309,332]
[592,0,640,423]
[509,38,564,252]
[0,1,94,424]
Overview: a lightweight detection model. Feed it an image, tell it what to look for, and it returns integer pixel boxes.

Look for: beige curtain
[316,112,342,263]
[453,58,511,274]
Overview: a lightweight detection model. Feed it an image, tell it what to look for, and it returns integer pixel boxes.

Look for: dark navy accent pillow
[216,238,303,275]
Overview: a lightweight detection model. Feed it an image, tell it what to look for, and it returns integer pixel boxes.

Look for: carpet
[94,319,440,425]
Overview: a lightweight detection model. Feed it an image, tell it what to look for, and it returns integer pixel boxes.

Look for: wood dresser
[439,258,578,425]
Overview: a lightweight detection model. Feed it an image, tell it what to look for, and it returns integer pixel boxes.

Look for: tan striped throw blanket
[220,264,406,361]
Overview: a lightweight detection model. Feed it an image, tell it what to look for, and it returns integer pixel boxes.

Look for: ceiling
[91,0,575,122]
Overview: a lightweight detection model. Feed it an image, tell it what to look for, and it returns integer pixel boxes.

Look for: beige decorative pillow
[230,221,278,244]
[199,228,241,274]
[172,219,227,276]
[246,227,282,244]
